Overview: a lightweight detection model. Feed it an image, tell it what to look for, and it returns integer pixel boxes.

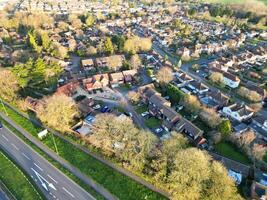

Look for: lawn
[145,117,161,129]
[0,151,43,200]
[215,142,251,165]
[0,104,167,200]
[135,105,148,114]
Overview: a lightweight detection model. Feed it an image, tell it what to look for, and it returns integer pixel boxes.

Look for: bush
[218,120,232,137]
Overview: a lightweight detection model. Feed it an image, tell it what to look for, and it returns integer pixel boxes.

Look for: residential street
[152,42,267,119]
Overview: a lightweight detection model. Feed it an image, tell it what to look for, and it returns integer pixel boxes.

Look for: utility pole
[51,132,59,155]
[0,97,8,116]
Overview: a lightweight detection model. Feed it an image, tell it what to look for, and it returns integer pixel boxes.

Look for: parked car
[141,111,149,117]
[155,127,163,134]
[93,104,101,110]
[0,122,3,129]
[101,106,110,113]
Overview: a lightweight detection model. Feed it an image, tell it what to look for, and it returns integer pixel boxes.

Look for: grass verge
[215,142,251,165]
[0,150,44,200]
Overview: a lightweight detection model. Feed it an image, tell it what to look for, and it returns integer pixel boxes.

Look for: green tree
[166,84,185,104]
[218,119,232,137]
[103,37,114,55]
[40,31,51,51]
[28,31,42,53]
[85,14,95,27]
[111,35,125,52]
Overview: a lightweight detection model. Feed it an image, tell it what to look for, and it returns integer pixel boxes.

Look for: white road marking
[47,174,58,184]
[34,163,43,171]
[31,168,57,191]
[22,153,31,160]
[62,187,75,198]
[1,135,8,141]
[11,143,19,150]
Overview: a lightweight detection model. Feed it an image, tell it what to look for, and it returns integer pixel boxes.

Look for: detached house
[81,59,95,71]
[83,74,109,91]
[109,72,124,88]
[188,80,209,95]
[201,90,230,109]
[174,118,203,140]
[122,69,138,83]
[222,103,254,122]
[210,67,240,88]
[56,81,79,96]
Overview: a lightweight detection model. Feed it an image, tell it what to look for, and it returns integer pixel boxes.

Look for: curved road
[0,125,96,200]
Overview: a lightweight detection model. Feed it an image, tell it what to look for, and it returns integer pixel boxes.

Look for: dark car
[0,122,3,129]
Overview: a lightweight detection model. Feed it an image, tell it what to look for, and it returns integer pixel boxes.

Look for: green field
[215,142,251,165]
[0,151,43,200]
[0,104,166,200]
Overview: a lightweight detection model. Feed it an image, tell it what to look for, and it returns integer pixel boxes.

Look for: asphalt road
[0,126,96,200]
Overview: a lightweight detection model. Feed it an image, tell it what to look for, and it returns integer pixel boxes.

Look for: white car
[93,104,101,110]
[141,111,149,117]
[155,127,163,134]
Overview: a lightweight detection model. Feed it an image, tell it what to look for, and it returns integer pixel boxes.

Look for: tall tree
[130,54,142,69]
[0,69,20,102]
[36,94,79,132]
[103,37,114,55]
[156,67,173,85]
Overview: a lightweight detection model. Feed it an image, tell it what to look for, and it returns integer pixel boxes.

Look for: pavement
[0,125,96,200]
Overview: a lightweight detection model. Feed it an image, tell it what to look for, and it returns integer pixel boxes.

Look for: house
[83,74,109,91]
[188,80,209,95]
[251,169,267,200]
[174,118,203,140]
[253,115,267,132]
[141,87,180,131]
[174,70,193,86]
[109,72,124,88]
[56,81,79,96]
[210,67,240,88]
[222,103,254,122]
[95,55,125,70]
[77,98,94,116]
[81,59,95,71]
[246,82,266,100]
[122,69,138,83]
[200,90,230,109]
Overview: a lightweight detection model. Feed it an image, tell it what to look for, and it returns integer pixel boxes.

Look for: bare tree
[127,91,140,104]
[0,69,20,102]
[130,54,142,69]
[209,72,224,85]
[36,94,79,132]
[156,67,173,85]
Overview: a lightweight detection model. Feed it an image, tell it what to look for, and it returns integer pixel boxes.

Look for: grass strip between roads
[0,105,167,200]
[0,150,44,200]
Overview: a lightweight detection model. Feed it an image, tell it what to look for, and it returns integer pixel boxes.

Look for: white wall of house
[223,77,240,88]
[222,107,253,122]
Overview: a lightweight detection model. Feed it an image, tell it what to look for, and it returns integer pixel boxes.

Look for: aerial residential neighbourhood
[0,0,267,199]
